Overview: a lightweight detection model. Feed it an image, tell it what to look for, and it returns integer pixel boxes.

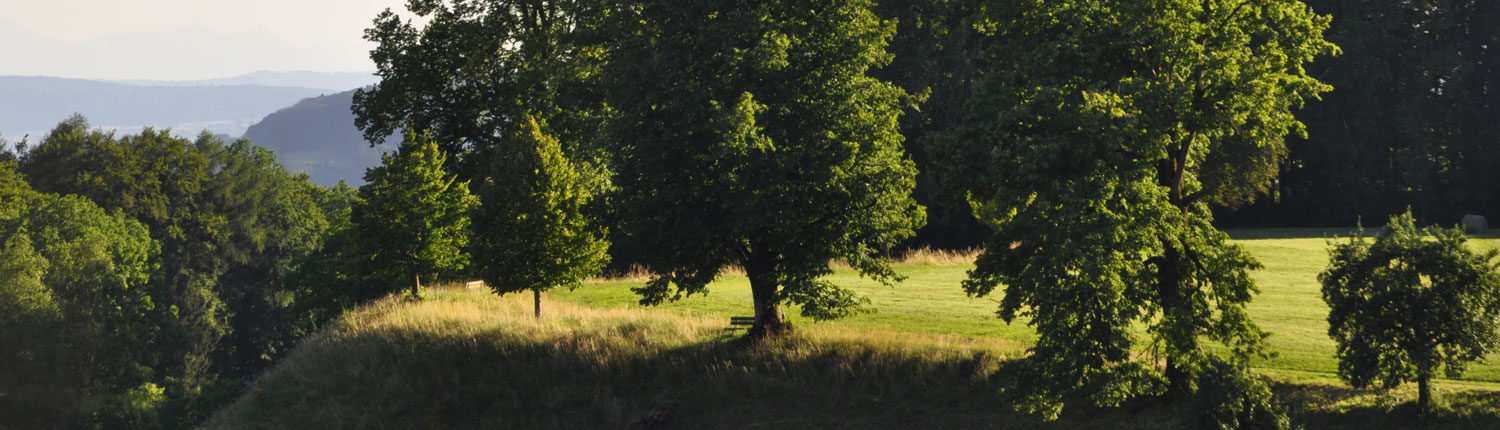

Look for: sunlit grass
[555,229,1500,385]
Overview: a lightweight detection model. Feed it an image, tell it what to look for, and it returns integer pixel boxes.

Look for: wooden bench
[725,316,756,332]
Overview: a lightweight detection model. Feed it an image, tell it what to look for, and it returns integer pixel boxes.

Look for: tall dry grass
[595,247,981,282]
[202,289,1047,429]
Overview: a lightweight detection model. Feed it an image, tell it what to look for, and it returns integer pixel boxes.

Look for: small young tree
[352,130,478,298]
[471,117,609,318]
[1321,210,1500,412]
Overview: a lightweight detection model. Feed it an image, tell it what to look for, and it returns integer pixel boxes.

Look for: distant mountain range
[242,90,393,187]
[114,71,379,92]
[0,72,389,186]
[0,75,335,138]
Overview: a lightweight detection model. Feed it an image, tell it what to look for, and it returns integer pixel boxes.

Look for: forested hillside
[0,118,350,427]
[242,90,391,186]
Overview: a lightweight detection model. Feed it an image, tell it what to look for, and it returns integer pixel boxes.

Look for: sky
[1,0,409,81]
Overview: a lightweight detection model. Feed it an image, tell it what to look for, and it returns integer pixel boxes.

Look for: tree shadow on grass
[1276,381,1500,430]
[1223,227,1366,240]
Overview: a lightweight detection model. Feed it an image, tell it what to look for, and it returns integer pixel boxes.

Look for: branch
[1182,184,1220,205]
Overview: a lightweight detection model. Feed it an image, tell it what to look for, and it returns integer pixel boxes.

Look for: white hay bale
[1461,214,1488,233]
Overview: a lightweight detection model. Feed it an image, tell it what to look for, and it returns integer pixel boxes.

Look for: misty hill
[0,76,330,138]
[115,71,379,92]
[242,90,392,186]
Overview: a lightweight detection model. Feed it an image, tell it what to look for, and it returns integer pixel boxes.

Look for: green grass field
[555,228,1500,384]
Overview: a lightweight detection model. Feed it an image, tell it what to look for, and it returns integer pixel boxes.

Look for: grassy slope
[206,290,1065,429]
[207,230,1500,428]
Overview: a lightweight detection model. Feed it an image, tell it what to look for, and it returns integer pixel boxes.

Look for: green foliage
[352,130,477,297]
[471,117,609,314]
[206,139,332,376]
[1320,211,1500,412]
[355,0,611,178]
[287,182,367,325]
[954,0,1335,415]
[10,116,337,426]
[1193,357,1294,430]
[21,118,228,384]
[606,0,925,330]
[0,187,162,428]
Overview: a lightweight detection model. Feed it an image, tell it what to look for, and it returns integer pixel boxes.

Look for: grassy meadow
[560,228,1500,385]
[206,229,1500,428]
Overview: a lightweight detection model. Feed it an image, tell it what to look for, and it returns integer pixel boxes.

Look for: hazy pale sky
[1,0,408,80]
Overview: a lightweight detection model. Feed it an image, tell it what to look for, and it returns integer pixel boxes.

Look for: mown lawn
[554,228,1500,385]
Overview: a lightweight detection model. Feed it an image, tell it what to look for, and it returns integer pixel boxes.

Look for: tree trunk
[1157,243,1192,397]
[1156,155,1194,398]
[1418,374,1433,413]
[533,288,542,319]
[745,247,787,339]
[412,272,422,298]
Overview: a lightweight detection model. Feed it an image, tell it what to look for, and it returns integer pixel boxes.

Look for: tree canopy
[606,0,926,336]
[952,0,1335,416]
[1321,211,1500,412]
[355,0,611,178]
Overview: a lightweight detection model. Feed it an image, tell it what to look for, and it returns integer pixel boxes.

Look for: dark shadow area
[1223,227,1365,240]
[1276,381,1500,430]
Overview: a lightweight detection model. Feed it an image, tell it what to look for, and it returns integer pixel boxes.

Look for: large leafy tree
[1320,211,1500,413]
[472,117,609,318]
[352,131,477,298]
[606,0,926,337]
[951,0,1335,414]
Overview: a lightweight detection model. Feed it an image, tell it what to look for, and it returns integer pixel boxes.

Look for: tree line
[3,0,1500,428]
